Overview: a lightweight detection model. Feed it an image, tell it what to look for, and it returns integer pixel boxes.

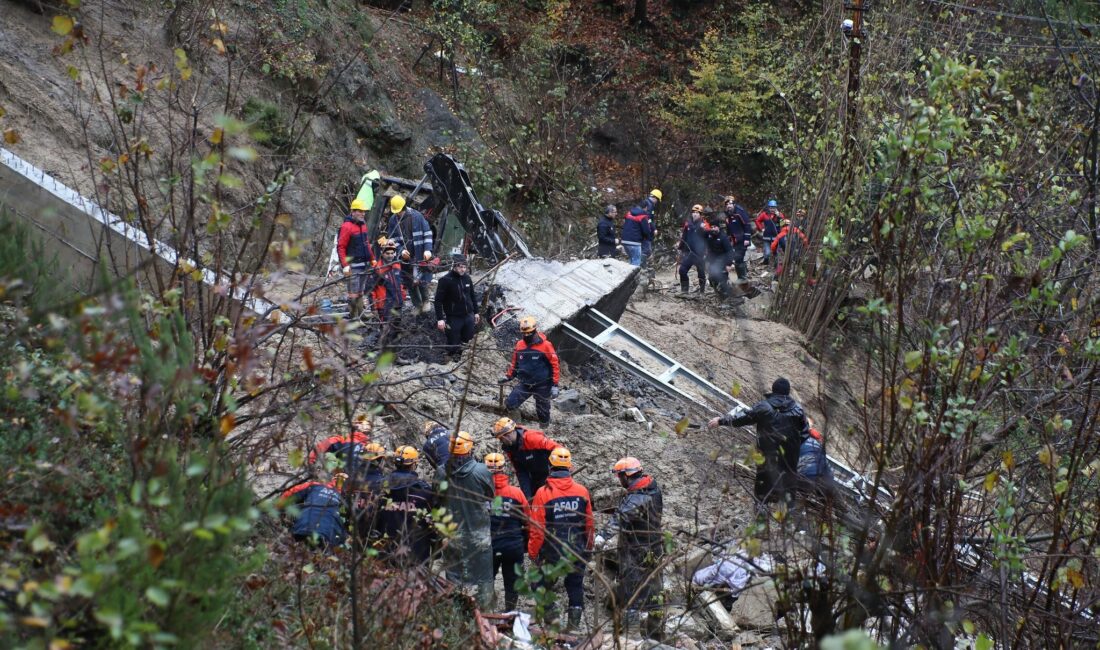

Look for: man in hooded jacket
[437,431,495,608]
[708,377,809,505]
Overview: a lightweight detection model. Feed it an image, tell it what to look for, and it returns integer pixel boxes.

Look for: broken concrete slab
[492,257,639,339]
[728,580,780,630]
[697,591,740,640]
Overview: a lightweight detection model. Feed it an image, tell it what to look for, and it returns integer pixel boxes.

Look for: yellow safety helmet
[491,417,517,438]
[389,195,406,213]
[485,452,506,472]
[649,189,662,201]
[362,442,386,462]
[451,431,475,456]
[691,204,704,213]
[350,198,368,212]
[394,445,420,467]
[519,316,537,334]
[611,456,643,476]
[549,447,572,468]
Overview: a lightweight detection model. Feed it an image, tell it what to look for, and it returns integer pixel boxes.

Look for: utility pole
[843,0,866,159]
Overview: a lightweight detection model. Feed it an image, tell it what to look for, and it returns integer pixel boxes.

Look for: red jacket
[528,470,594,562]
[490,473,531,552]
[754,210,785,238]
[278,477,340,504]
[507,332,561,386]
[771,225,808,253]
[337,217,374,266]
[309,431,370,465]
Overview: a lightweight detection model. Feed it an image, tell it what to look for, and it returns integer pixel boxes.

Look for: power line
[923,0,1100,29]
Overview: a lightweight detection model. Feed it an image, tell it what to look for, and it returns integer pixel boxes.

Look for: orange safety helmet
[484,452,506,472]
[519,316,537,334]
[394,445,420,467]
[611,456,643,477]
[491,417,517,437]
[423,419,446,435]
[691,204,704,213]
[451,431,475,455]
[361,442,386,461]
[549,447,573,468]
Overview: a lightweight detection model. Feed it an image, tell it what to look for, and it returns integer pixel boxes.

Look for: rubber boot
[418,285,433,314]
[697,280,706,294]
[642,610,665,640]
[504,592,518,612]
[349,296,362,321]
[566,607,583,633]
[679,278,690,294]
[475,581,494,611]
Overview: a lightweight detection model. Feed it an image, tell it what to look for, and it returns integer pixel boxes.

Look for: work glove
[551,386,560,399]
[436,320,447,332]
[594,534,607,550]
[342,265,351,276]
[401,250,411,261]
[423,251,433,261]
[615,238,621,245]
[498,375,511,385]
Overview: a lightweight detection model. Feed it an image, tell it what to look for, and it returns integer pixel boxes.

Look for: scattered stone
[555,388,588,414]
[623,407,646,423]
[734,630,764,646]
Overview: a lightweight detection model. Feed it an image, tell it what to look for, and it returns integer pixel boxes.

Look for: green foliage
[664,5,802,164]
[242,98,293,153]
[0,207,70,316]
[0,217,259,648]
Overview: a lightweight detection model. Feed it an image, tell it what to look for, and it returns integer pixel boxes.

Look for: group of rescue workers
[596,190,810,300]
[279,370,832,636]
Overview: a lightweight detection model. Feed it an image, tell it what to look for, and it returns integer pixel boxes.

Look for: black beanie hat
[452,253,468,265]
[772,377,791,395]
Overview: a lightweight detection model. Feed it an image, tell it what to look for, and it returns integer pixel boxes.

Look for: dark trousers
[707,258,732,297]
[400,263,431,306]
[730,245,748,280]
[444,314,475,357]
[515,471,548,501]
[493,546,525,608]
[541,566,585,609]
[678,253,705,287]
[506,381,553,425]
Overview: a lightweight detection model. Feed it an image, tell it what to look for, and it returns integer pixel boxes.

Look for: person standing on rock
[337,198,375,321]
[385,195,434,314]
[707,377,809,507]
[528,447,594,631]
[594,457,665,631]
[379,446,437,566]
[491,417,561,499]
[433,254,480,361]
[596,204,620,258]
[437,431,495,608]
[485,452,531,612]
[755,199,785,268]
[677,204,708,295]
[499,316,560,427]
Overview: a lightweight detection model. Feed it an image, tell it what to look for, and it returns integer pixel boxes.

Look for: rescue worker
[707,377,809,507]
[499,316,561,427]
[485,452,530,611]
[379,446,437,565]
[372,238,405,323]
[437,431,495,608]
[528,447,594,631]
[795,418,838,505]
[421,420,451,470]
[771,214,810,278]
[385,195,434,313]
[754,199,784,267]
[677,205,707,295]
[491,417,561,499]
[703,214,735,299]
[433,254,480,361]
[337,198,375,320]
[620,204,650,267]
[350,442,388,544]
[594,457,665,628]
[596,204,620,258]
[724,195,753,282]
[279,474,347,549]
[309,414,372,468]
[639,189,661,267]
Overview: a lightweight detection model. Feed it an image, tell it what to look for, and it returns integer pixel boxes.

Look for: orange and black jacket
[279,479,346,545]
[309,431,370,465]
[490,473,530,554]
[506,332,561,386]
[502,427,559,492]
[600,474,664,556]
[371,259,405,317]
[528,469,594,564]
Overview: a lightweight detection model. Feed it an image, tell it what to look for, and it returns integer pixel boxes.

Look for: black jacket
[720,394,808,471]
[725,204,753,247]
[704,227,733,263]
[379,470,437,563]
[602,475,664,556]
[434,270,477,320]
[597,215,618,256]
[679,220,707,256]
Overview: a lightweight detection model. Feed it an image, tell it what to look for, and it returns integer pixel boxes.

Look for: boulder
[728,580,780,630]
[554,388,588,414]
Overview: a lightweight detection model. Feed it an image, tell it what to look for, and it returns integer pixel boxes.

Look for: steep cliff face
[0,0,489,267]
